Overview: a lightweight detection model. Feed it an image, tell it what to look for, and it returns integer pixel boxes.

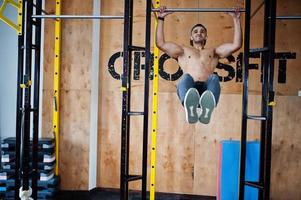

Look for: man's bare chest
[178,50,218,69]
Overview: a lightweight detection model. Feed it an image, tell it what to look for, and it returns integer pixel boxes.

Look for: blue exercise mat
[218,140,260,200]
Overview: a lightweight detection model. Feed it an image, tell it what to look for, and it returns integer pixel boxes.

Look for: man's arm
[156,7,184,59]
[215,9,242,59]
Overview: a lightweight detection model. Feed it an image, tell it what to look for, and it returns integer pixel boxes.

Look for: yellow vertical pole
[53,0,61,176]
[17,0,22,35]
[0,0,22,34]
[150,1,160,199]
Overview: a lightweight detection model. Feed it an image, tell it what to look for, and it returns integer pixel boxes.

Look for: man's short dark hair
[190,24,207,46]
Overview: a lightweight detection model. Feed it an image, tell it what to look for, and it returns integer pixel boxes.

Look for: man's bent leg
[177,74,199,123]
[205,74,221,106]
[176,73,195,105]
[198,74,220,124]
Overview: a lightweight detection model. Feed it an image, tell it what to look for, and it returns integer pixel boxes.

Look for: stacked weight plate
[0,137,59,199]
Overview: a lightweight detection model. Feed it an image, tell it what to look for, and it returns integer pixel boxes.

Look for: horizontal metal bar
[276,16,301,20]
[31,15,124,19]
[245,181,264,189]
[128,111,144,116]
[249,47,269,53]
[30,44,37,49]
[127,175,143,182]
[152,8,245,13]
[129,45,145,51]
[247,115,266,121]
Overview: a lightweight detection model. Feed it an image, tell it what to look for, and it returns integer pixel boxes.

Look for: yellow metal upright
[0,0,22,34]
[150,0,160,199]
[53,0,61,176]
[17,0,22,35]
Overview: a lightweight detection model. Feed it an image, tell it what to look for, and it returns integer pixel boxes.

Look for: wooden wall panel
[274,0,301,97]
[43,0,56,143]
[43,0,92,190]
[270,96,301,200]
[58,90,90,189]
[154,93,195,193]
[155,133,194,193]
[98,91,121,188]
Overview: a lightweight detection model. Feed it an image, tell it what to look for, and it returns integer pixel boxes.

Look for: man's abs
[184,67,214,82]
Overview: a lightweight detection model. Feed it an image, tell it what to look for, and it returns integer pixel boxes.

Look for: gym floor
[56,188,216,200]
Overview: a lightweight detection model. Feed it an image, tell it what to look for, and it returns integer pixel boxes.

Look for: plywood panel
[43,89,91,190]
[59,89,90,189]
[98,90,121,188]
[155,132,194,193]
[42,90,53,138]
[271,143,301,200]
[43,1,55,91]
[270,96,301,200]
[193,135,219,196]
[97,0,142,190]
[43,0,93,190]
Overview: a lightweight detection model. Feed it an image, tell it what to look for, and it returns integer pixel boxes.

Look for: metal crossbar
[276,15,301,20]
[152,8,245,13]
[32,14,124,19]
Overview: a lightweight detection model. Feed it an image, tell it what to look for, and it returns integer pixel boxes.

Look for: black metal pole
[264,0,276,199]
[239,0,251,199]
[22,0,34,192]
[259,0,270,199]
[32,0,42,199]
[142,0,151,199]
[120,0,130,199]
[15,1,26,199]
[125,0,133,198]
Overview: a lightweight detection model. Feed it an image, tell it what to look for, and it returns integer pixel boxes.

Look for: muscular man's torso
[177,46,219,82]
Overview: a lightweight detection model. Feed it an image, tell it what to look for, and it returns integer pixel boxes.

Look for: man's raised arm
[215,8,242,59]
[156,6,184,59]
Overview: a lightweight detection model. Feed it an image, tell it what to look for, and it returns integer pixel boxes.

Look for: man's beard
[194,39,206,46]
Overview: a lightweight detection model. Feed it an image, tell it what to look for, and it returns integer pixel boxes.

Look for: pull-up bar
[276,16,301,20]
[152,8,245,13]
[31,15,124,19]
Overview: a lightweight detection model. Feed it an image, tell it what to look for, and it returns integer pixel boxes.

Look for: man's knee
[181,73,194,81]
[178,73,194,87]
[208,74,220,82]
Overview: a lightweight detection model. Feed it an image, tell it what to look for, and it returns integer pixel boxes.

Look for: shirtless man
[156,6,242,124]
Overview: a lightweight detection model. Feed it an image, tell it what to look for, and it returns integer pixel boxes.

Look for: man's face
[190,26,207,45]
